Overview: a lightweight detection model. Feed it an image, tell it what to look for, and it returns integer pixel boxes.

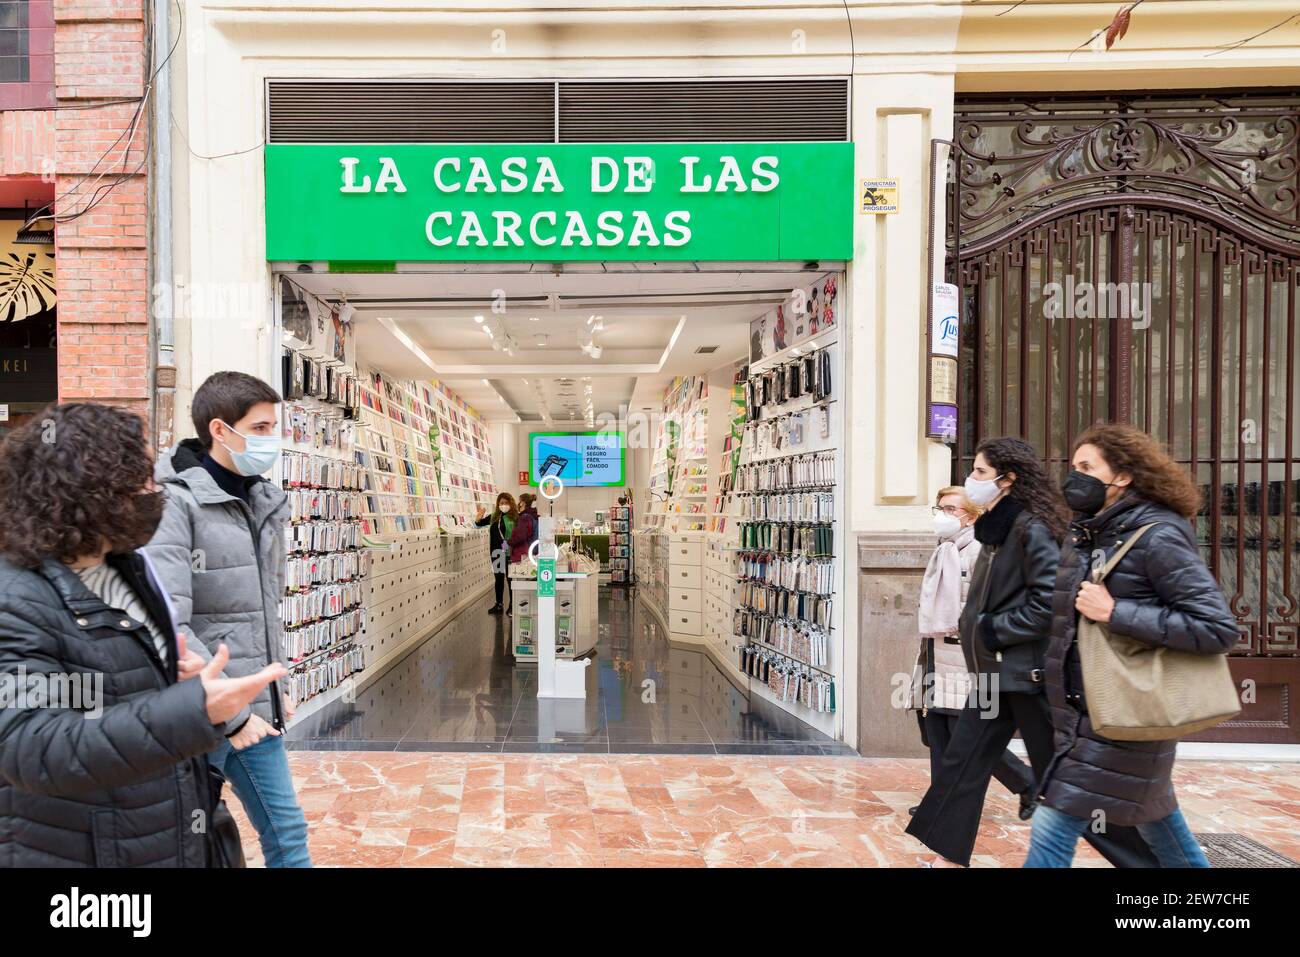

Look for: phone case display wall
[277,284,497,722]
[609,504,635,584]
[709,369,747,538]
[635,376,713,639]
[735,328,842,729]
[646,376,709,532]
[355,374,440,535]
[425,381,496,527]
[354,373,496,535]
[279,346,369,711]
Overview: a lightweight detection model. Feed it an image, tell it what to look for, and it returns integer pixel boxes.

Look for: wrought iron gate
[947,92,1300,743]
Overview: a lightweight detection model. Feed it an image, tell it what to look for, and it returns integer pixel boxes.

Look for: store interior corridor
[287,583,853,754]
[275,263,850,753]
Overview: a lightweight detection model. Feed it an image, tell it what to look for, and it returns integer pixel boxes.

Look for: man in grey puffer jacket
[145,371,311,867]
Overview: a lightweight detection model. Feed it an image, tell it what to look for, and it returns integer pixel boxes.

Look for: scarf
[918,524,975,638]
[973,495,1025,546]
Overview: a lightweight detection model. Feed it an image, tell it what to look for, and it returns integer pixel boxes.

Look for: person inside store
[146,371,313,868]
[475,492,518,614]
[0,402,285,867]
[905,436,1159,869]
[1025,423,1236,867]
[910,485,1034,818]
[508,491,541,566]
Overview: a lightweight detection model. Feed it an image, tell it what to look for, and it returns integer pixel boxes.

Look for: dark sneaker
[487,604,502,614]
[908,805,919,816]
[1018,793,1036,821]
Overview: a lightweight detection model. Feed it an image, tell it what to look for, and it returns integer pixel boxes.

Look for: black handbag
[206,764,247,868]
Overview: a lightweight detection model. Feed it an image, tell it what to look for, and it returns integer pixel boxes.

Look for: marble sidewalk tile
[227,752,1300,869]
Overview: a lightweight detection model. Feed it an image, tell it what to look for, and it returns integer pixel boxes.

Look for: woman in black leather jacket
[907,437,1158,868]
[1026,424,1237,867]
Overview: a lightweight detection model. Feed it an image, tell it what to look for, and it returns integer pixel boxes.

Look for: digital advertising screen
[529,431,625,487]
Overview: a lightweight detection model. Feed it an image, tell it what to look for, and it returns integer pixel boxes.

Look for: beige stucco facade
[169,0,1300,753]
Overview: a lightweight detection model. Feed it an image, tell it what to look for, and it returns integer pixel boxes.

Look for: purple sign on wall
[927,403,957,441]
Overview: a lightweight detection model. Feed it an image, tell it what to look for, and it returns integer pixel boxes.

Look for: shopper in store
[146,371,313,868]
[910,485,1034,817]
[906,436,1159,869]
[475,492,518,613]
[0,403,285,867]
[1024,424,1236,867]
[508,492,541,567]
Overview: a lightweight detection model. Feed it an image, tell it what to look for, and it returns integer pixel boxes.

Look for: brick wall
[53,0,150,418]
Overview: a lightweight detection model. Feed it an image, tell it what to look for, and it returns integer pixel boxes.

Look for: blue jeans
[1025,804,1208,868]
[211,733,312,868]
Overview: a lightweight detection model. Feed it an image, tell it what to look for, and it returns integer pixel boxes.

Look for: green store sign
[264,143,854,262]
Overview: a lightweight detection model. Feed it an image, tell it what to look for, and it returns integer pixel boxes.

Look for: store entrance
[274,264,852,754]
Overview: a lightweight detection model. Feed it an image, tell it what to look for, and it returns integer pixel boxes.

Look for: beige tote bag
[1077,523,1241,741]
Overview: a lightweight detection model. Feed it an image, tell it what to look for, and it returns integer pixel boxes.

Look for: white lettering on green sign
[265,143,854,262]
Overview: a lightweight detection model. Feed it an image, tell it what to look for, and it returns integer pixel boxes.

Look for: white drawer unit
[672,563,703,589]
[668,609,703,635]
[670,586,702,613]
[671,541,702,564]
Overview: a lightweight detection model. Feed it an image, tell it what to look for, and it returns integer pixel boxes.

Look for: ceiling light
[474,315,484,324]
[529,316,541,322]
[483,326,494,338]
[535,334,548,347]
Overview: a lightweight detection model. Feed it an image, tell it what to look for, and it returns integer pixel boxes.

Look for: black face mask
[120,489,166,550]
[1061,470,1112,516]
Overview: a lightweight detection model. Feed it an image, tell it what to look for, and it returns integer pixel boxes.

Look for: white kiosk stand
[534,475,590,702]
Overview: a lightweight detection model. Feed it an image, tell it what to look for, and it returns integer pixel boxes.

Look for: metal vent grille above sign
[558,79,848,142]
[266,78,849,144]
[266,81,556,143]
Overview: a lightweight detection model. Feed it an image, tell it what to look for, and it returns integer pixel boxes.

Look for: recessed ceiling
[288,268,832,421]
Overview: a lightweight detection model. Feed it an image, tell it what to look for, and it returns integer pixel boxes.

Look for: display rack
[278,344,369,710]
[353,372,496,535]
[609,504,635,584]
[732,326,842,730]
[644,375,709,533]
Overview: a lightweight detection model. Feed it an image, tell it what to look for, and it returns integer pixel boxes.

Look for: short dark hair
[0,403,154,567]
[192,371,281,448]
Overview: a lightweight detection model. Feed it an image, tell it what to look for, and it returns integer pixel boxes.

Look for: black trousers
[918,709,1034,797]
[493,572,510,607]
[905,690,1159,868]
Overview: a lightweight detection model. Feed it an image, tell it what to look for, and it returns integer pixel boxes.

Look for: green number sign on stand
[538,558,556,598]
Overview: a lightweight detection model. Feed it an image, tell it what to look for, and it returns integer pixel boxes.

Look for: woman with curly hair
[1026,423,1236,867]
[0,403,283,867]
[907,436,1159,868]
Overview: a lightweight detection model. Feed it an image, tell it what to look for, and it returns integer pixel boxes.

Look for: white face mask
[964,473,1004,507]
[932,512,962,540]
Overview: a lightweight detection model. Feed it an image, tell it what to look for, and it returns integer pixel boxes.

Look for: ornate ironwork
[948,95,1300,732]
[951,93,1300,253]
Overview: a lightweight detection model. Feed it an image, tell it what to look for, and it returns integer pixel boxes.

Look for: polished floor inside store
[288,585,853,755]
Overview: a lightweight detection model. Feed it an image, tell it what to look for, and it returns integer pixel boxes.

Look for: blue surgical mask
[218,421,281,476]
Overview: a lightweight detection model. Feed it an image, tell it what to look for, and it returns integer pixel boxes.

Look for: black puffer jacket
[0,552,225,866]
[959,497,1061,695]
[1038,495,1238,826]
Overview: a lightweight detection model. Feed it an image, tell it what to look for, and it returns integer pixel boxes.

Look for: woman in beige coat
[910,486,1034,816]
